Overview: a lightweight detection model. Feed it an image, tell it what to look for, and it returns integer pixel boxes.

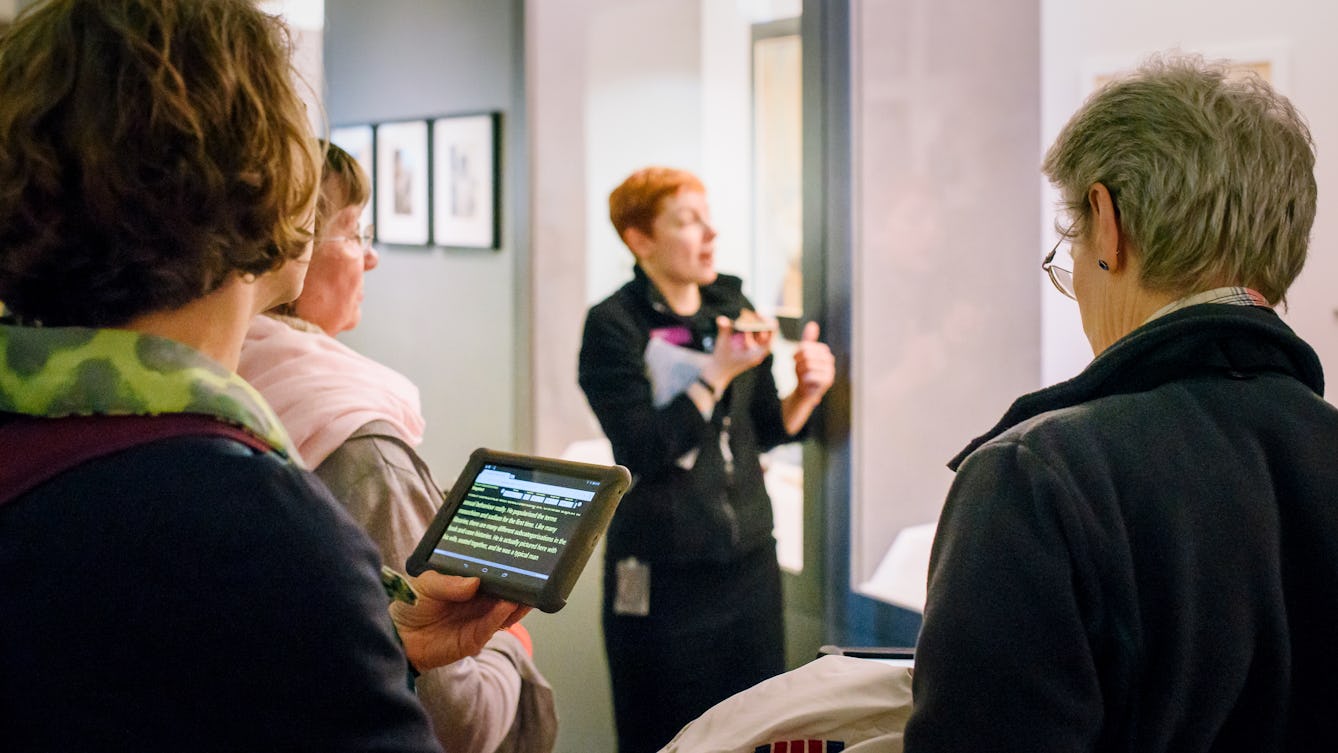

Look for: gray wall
[325,0,530,478]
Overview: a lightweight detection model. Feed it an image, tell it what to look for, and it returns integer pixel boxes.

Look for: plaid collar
[1144,286,1270,326]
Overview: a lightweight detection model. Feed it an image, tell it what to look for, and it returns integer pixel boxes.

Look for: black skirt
[601,543,785,753]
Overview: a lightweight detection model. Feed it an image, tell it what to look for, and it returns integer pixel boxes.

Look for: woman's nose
[364,245,379,271]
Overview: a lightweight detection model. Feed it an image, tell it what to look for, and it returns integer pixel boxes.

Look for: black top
[906,304,1338,753]
[578,266,802,563]
[0,432,442,753]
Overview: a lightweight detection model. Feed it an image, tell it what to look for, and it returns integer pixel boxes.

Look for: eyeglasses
[1041,224,1076,300]
[320,225,375,249]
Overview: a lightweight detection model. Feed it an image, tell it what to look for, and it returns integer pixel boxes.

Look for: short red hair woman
[580,166,836,753]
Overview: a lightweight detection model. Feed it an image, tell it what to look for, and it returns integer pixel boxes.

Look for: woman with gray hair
[905,56,1338,751]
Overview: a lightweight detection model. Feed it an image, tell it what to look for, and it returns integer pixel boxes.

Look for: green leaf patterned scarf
[0,322,300,463]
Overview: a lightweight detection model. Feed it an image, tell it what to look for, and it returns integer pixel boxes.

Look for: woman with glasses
[238,142,556,753]
[905,56,1338,752]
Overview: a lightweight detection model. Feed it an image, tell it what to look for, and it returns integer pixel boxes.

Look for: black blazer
[578,266,803,564]
[907,304,1338,753]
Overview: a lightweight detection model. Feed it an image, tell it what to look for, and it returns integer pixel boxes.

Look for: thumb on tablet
[410,571,482,603]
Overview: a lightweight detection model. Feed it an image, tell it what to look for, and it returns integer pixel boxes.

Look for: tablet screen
[407,448,630,612]
[423,461,604,592]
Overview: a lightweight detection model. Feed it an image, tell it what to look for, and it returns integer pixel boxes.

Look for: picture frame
[374,119,430,246]
[329,124,375,233]
[432,112,500,249]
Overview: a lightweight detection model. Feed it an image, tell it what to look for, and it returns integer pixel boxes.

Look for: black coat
[0,432,442,753]
[906,304,1338,753]
[578,266,800,563]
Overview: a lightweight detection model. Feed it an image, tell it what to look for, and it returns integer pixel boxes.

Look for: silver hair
[1042,54,1316,305]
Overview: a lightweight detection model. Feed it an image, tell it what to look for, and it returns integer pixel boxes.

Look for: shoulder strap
[0,413,272,507]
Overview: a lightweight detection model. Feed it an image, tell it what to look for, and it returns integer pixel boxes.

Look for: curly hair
[609,166,706,246]
[0,0,321,327]
[1043,54,1316,305]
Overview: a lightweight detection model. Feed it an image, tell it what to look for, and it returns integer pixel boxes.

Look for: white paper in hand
[644,337,711,408]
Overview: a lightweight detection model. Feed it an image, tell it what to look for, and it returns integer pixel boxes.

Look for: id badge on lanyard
[613,556,651,616]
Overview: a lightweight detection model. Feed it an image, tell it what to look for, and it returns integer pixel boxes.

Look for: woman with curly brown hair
[0,1,523,750]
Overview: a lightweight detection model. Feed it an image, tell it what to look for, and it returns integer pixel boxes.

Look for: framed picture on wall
[432,112,500,249]
[329,124,375,233]
[374,119,430,246]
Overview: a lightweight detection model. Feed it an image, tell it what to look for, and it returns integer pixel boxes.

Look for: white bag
[658,655,912,753]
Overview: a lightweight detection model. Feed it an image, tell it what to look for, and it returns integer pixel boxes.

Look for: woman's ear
[1087,182,1123,272]
[623,226,655,263]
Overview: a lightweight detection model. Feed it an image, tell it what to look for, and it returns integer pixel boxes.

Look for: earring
[241,272,257,283]
[1098,260,1110,271]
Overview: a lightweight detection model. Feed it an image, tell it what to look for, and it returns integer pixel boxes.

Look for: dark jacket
[0,428,442,753]
[578,267,799,563]
[905,304,1338,753]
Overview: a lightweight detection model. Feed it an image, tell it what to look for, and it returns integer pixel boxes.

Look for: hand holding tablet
[406,448,631,613]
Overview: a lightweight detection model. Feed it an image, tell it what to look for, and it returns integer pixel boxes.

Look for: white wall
[850,0,1042,591]
[261,0,322,28]
[584,1,704,304]
[530,0,604,460]
[1040,0,1338,387]
[261,1,324,134]
[700,1,756,284]
[583,0,767,307]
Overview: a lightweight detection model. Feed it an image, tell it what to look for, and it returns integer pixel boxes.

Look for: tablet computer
[406,448,631,613]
